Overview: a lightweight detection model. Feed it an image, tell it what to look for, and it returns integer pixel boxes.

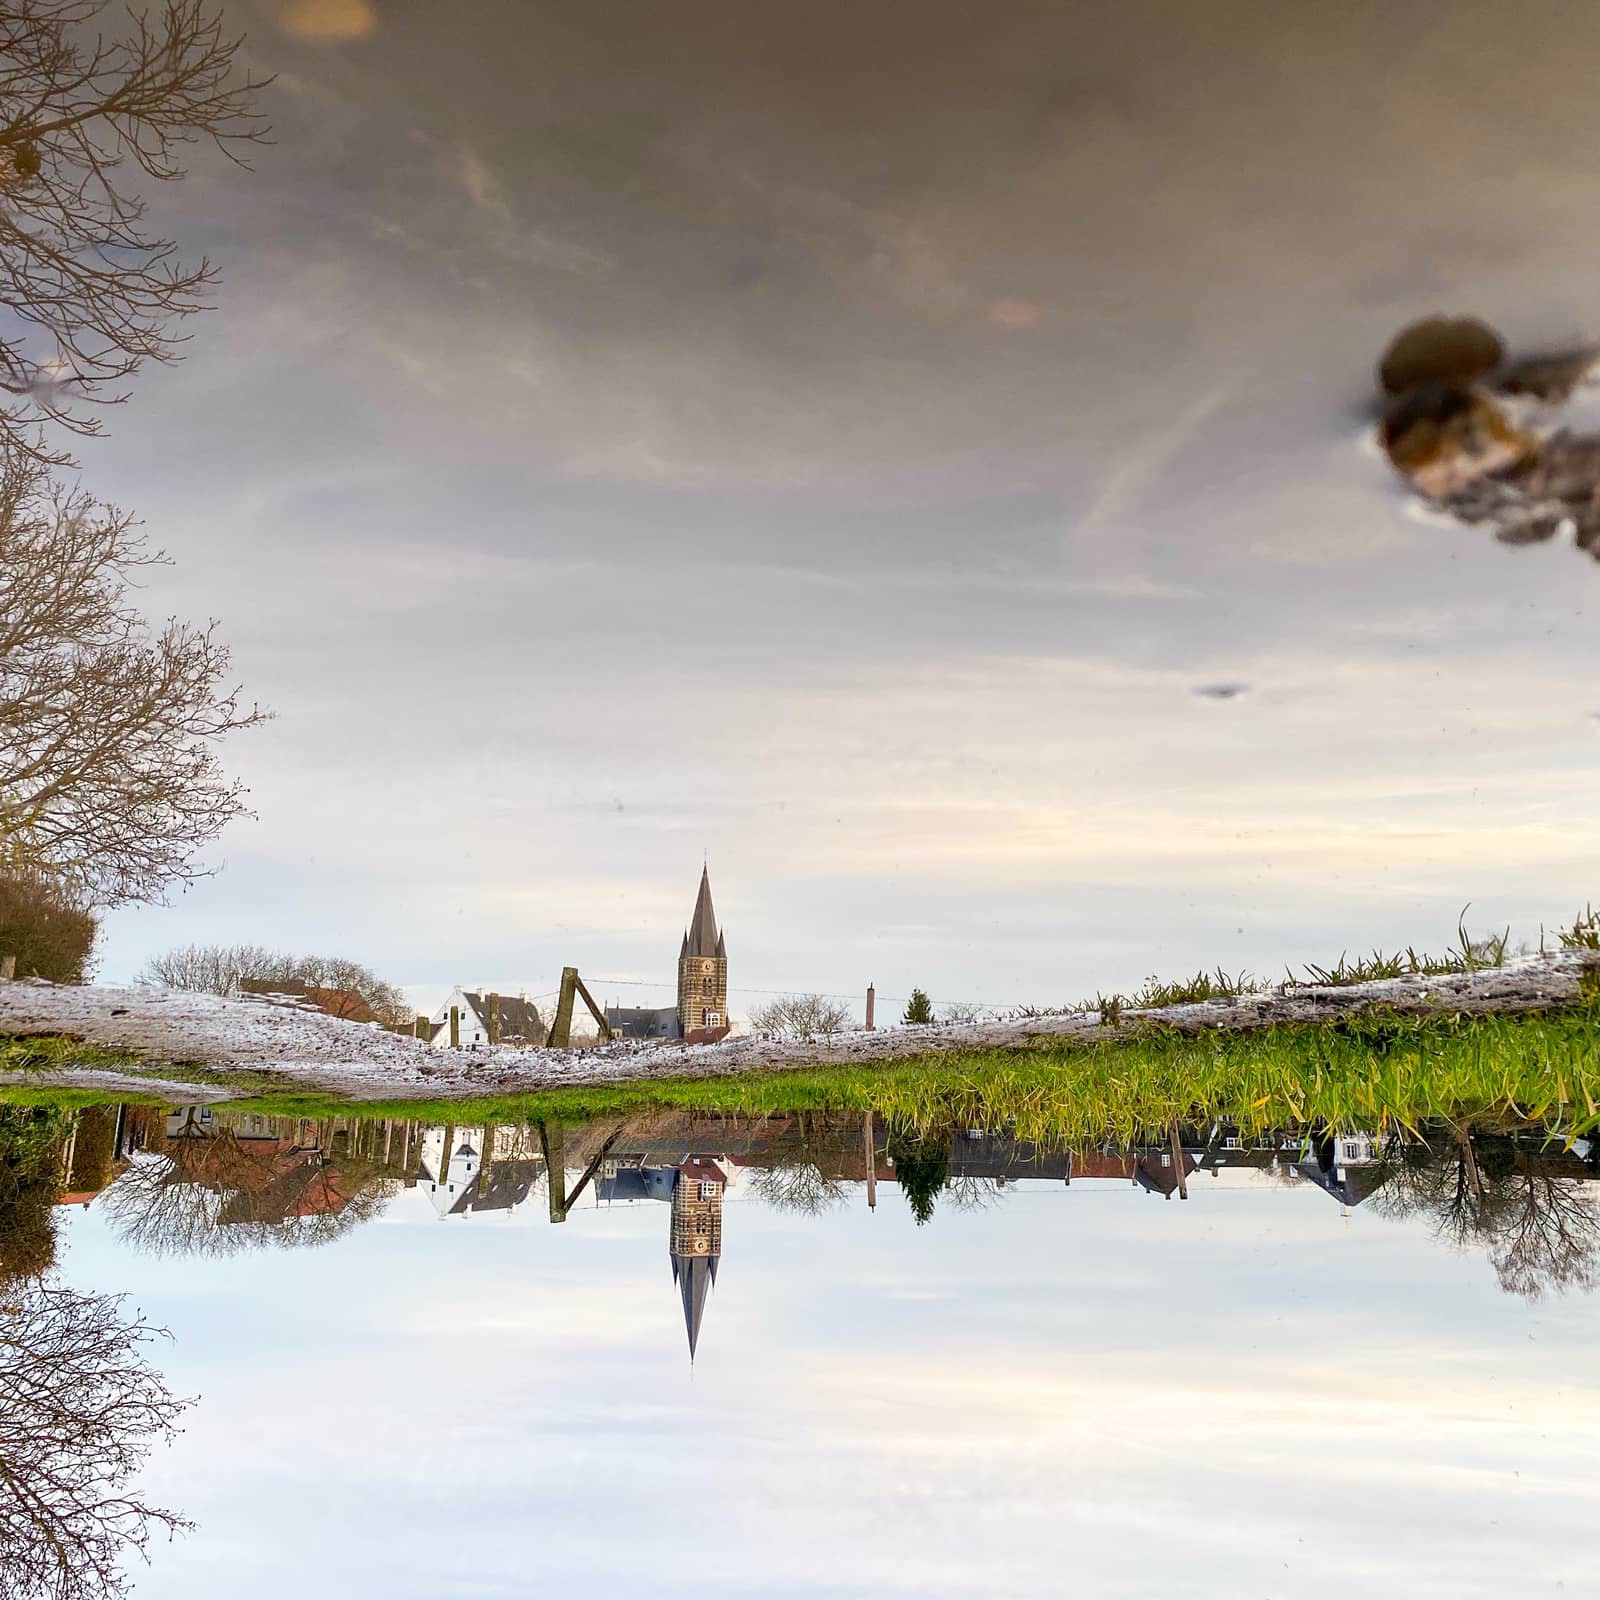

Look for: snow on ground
[0,951,1594,1104]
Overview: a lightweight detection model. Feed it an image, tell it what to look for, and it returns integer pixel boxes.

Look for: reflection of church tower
[670,1157,725,1359]
[676,866,728,1036]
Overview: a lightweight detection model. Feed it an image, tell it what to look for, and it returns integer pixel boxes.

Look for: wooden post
[0,954,14,982]
[864,1110,877,1211]
[572,972,613,1041]
[487,993,500,1047]
[382,1120,392,1167]
[865,983,875,1031]
[438,1123,455,1188]
[414,1013,430,1041]
[547,969,578,1049]
[1169,1118,1188,1201]
[449,1005,460,1049]
[538,1120,567,1222]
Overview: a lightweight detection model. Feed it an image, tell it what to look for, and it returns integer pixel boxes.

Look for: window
[699,1180,719,1200]
[1160,1153,1171,1167]
[1342,1141,1362,1159]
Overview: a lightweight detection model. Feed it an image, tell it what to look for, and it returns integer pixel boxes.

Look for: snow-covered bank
[1,951,1595,1104]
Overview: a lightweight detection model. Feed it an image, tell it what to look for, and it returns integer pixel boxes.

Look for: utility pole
[865,983,876,1031]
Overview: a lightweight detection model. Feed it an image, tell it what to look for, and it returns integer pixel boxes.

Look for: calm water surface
[18,1105,1600,1597]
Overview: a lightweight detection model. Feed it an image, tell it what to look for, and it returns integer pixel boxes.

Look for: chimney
[865,983,876,1030]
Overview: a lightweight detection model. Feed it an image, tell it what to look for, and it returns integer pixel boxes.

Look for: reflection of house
[428,989,546,1049]
[607,867,730,1044]
[1292,1131,1388,1210]
[417,1126,543,1217]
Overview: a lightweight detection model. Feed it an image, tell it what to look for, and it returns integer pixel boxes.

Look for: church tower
[676,865,728,1036]
[669,1157,725,1360]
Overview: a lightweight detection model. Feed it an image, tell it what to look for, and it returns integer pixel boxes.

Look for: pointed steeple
[679,930,689,962]
[685,864,721,959]
[678,1252,716,1359]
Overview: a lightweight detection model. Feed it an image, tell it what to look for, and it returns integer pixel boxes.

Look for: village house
[427,988,546,1049]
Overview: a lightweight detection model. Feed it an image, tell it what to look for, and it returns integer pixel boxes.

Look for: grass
[10,1004,1585,1148]
[1557,906,1600,952]
[0,1035,143,1074]
[1290,909,1512,989]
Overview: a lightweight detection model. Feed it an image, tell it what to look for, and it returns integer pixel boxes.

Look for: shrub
[0,871,97,982]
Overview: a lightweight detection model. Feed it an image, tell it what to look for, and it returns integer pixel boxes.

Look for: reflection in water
[0,1282,191,1600]
[95,1108,398,1259]
[16,1102,1594,1321]
[2,1098,1598,1594]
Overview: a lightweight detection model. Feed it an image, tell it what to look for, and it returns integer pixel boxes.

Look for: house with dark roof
[238,977,375,1023]
[428,988,546,1049]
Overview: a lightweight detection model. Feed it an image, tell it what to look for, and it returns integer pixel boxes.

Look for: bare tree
[748,993,851,1042]
[940,1001,990,1025]
[0,1281,192,1599]
[139,940,278,993]
[0,457,268,904]
[140,942,409,1025]
[99,1131,396,1259]
[0,0,268,462]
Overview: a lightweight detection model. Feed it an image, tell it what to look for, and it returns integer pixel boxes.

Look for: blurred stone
[1378,315,1505,396]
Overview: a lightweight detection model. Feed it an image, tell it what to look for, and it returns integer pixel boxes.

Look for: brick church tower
[676,865,728,1038]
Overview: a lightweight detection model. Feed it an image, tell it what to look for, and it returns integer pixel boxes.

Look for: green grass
[0,1035,143,1074]
[1558,906,1600,952]
[1289,910,1512,988]
[14,1004,1583,1147]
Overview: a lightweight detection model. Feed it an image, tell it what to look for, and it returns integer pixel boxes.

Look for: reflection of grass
[1291,910,1511,988]
[0,1035,142,1073]
[138,1004,1600,1144]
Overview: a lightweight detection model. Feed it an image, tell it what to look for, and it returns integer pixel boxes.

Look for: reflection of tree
[746,1161,848,1215]
[944,1172,1007,1213]
[743,1110,851,1214]
[98,1127,396,1259]
[0,1106,68,1287]
[1485,1171,1599,1299]
[887,1128,951,1226]
[0,1282,191,1600]
[1370,1128,1600,1300]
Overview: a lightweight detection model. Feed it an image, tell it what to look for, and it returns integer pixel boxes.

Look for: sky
[79,0,1600,1015]
[54,1158,1600,1597]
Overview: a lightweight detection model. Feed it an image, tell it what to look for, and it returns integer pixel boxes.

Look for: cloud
[451,143,615,276]
[280,0,377,40]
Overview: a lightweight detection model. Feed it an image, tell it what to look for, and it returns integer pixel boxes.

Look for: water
[9,1102,1600,1597]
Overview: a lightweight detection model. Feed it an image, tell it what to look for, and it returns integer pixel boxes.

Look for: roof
[239,977,309,999]
[606,1005,681,1040]
[684,865,723,960]
[238,978,372,1023]
[461,991,545,1040]
[449,1159,541,1216]
[671,1251,718,1360]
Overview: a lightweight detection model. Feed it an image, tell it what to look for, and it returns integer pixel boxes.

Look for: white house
[428,988,545,1050]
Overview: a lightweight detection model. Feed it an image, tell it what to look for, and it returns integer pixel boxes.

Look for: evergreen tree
[887,1128,950,1226]
[902,987,933,1024]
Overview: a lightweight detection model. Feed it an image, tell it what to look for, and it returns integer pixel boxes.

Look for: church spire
[685,864,721,959]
